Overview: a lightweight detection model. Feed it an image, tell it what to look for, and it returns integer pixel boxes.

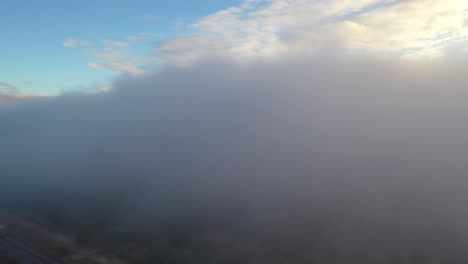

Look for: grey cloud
[2,54,468,261]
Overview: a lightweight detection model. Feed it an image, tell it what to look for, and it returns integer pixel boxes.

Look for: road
[0,235,61,264]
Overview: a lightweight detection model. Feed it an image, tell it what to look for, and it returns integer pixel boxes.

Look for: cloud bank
[3,53,468,261]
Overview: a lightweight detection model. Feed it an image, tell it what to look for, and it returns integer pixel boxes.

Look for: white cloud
[63,38,149,74]
[334,0,468,58]
[67,0,468,73]
[105,61,145,75]
[86,40,146,75]
[159,0,468,64]
[62,38,93,48]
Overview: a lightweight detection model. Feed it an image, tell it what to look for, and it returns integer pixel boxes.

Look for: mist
[3,54,468,262]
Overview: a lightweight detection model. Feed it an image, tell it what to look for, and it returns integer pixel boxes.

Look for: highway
[0,235,61,264]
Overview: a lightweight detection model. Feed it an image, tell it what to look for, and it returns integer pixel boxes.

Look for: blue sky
[1,0,239,94]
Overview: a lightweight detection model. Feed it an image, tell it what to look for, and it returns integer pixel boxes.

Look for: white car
[0,225,6,237]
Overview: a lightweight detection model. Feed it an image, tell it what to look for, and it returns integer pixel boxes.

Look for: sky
[1,0,467,99]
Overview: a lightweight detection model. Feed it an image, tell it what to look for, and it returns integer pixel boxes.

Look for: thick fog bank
[2,55,468,261]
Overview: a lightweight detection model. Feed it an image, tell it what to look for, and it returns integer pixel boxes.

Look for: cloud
[3,55,468,259]
[0,82,51,105]
[83,39,147,75]
[159,0,468,64]
[64,1,468,74]
[62,38,147,74]
[87,48,145,75]
[104,60,145,75]
[335,0,468,58]
[62,38,93,48]
[6,28,468,263]
[87,62,103,69]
